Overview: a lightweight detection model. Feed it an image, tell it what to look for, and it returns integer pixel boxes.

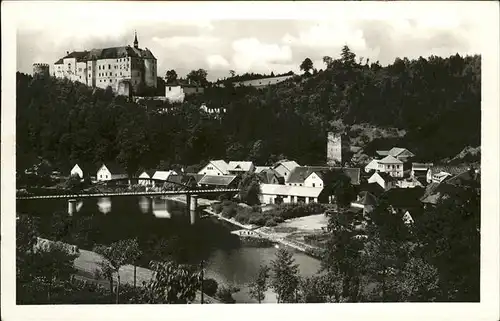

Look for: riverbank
[164,195,323,257]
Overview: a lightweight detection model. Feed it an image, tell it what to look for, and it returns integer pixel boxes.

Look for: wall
[33,63,50,78]
[379,163,403,177]
[304,172,324,188]
[165,85,185,102]
[327,132,342,166]
[117,80,132,97]
[183,87,204,95]
[144,58,157,88]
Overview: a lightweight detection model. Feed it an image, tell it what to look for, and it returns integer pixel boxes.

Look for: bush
[248,214,267,226]
[265,218,278,227]
[211,203,223,214]
[222,206,237,218]
[234,212,252,224]
[216,285,236,303]
[203,278,218,297]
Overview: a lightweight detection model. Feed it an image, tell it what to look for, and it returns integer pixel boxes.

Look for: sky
[13,1,490,81]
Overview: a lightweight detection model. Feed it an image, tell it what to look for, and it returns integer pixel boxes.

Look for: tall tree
[238,172,261,205]
[270,248,300,303]
[300,58,314,75]
[186,69,209,87]
[165,70,178,83]
[249,264,270,303]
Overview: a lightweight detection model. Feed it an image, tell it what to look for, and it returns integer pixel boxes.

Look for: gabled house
[198,175,239,189]
[254,166,272,174]
[97,163,128,182]
[152,170,177,182]
[198,160,230,176]
[364,159,379,173]
[258,168,285,185]
[376,147,415,163]
[138,169,156,186]
[228,161,255,175]
[272,160,300,181]
[351,191,378,214]
[368,172,397,191]
[70,164,85,179]
[377,155,404,178]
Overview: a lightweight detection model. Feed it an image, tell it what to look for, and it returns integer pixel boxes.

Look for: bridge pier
[68,199,77,215]
[187,194,198,225]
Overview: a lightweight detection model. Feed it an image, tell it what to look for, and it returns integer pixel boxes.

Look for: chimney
[66,51,69,55]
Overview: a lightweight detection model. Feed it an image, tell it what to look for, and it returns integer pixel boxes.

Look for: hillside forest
[16,46,480,175]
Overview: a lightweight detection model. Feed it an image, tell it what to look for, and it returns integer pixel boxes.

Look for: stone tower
[327,132,342,166]
[32,63,50,78]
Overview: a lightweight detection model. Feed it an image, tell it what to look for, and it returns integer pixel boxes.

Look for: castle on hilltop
[53,32,157,95]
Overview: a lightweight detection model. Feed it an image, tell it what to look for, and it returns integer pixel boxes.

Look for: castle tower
[32,63,50,78]
[133,31,139,49]
[327,132,342,166]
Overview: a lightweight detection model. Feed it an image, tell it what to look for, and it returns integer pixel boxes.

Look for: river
[17,196,322,303]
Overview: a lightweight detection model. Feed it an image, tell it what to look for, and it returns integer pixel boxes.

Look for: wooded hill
[16,46,480,175]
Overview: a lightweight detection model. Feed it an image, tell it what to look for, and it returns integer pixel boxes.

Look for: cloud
[231,38,293,73]
[206,55,230,69]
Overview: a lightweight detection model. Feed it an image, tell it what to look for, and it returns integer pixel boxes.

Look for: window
[218,173,220,175]
[108,64,111,69]
[78,68,82,72]
[98,66,101,70]
[312,183,315,187]
[100,175,102,178]
[120,72,122,76]
[169,87,171,91]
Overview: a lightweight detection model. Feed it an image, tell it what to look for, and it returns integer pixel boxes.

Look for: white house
[364,159,379,173]
[273,161,300,181]
[368,172,396,190]
[198,160,230,176]
[138,170,156,186]
[377,155,404,177]
[97,163,128,182]
[350,191,378,215]
[228,161,255,175]
[164,84,185,103]
[304,171,324,188]
[70,164,84,179]
[259,184,323,205]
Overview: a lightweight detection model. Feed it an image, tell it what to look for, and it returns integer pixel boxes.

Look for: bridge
[17,188,240,224]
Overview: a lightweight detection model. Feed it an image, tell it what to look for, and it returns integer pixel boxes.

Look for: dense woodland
[16,46,480,175]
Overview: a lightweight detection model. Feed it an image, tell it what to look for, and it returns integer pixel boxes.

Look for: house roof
[260,184,323,198]
[152,170,176,181]
[254,166,271,173]
[365,159,379,170]
[71,163,96,174]
[273,160,300,171]
[359,182,385,196]
[258,169,285,184]
[207,160,230,174]
[165,79,203,88]
[228,161,254,172]
[356,191,378,206]
[287,166,361,185]
[166,174,183,185]
[55,45,156,65]
[381,187,425,209]
[199,175,237,186]
[412,163,433,171]
[378,155,403,164]
[139,169,156,178]
[388,147,414,157]
[370,171,397,182]
[376,150,389,156]
[102,162,127,175]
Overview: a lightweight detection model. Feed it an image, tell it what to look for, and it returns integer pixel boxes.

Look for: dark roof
[103,162,127,175]
[199,175,237,186]
[55,46,155,65]
[287,166,360,185]
[141,169,156,178]
[381,187,425,209]
[258,169,285,184]
[420,182,461,204]
[166,174,183,184]
[356,191,378,206]
[377,172,397,182]
[359,182,385,197]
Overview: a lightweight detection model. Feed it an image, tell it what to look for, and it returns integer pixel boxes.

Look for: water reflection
[97,197,112,214]
[76,200,84,212]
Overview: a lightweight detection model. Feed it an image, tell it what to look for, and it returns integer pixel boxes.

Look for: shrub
[265,218,278,227]
[248,214,267,226]
[216,285,236,303]
[222,206,237,218]
[203,278,218,297]
[211,203,223,214]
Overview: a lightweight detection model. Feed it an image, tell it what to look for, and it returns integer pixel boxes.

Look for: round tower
[33,63,50,78]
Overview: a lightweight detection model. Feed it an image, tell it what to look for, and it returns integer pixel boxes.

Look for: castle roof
[55,45,155,64]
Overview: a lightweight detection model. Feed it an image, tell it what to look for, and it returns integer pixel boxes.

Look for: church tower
[133,31,139,49]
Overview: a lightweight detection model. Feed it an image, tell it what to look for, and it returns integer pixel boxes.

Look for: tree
[249,265,270,303]
[166,70,178,83]
[125,239,142,288]
[323,56,333,69]
[202,278,219,297]
[340,45,356,67]
[300,58,314,75]
[186,69,208,87]
[137,261,201,304]
[216,285,238,303]
[94,239,138,304]
[248,140,268,164]
[229,70,236,77]
[238,173,261,206]
[322,169,356,207]
[270,248,300,303]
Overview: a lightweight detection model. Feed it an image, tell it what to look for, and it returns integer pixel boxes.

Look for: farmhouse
[138,169,156,186]
[97,163,128,182]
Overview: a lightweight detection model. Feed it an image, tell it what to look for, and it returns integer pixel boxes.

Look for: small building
[376,147,415,163]
[165,80,204,103]
[286,166,361,187]
[411,163,433,183]
[138,169,156,186]
[395,176,424,189]
[368,172,397,191]
[198,175,239,189]
[70,164,84,179]
[258,168,285,185]
[377,155,404,177]
[97,163,128,182]
[198,160,230,176]
[351,191,378,215]
[259,184,323,205]
[364,159,379,173]
[200,103,226,115]
[152,170,178,184]
[272,160,300,180]
[254,166,272,174]
[228,161,255,175]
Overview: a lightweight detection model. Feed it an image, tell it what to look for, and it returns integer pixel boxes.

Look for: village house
[272,160,300,180]
[364,159,380,173]
[382,187,425,223]
[368,172,397,191]
[411,163,434,185]
[69,163,92,180]
[138,169,156,186]
[257,168,285,185]
[152,170,178,185]
[198,175,239,189]
[259,184,324,205]
[96,163,128,182]
[227,161,255,175]
[376,147,415,163]
[198,160,230,176]
[350,191,378,215]
[376,155,404,177]
[165,79,204,103]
